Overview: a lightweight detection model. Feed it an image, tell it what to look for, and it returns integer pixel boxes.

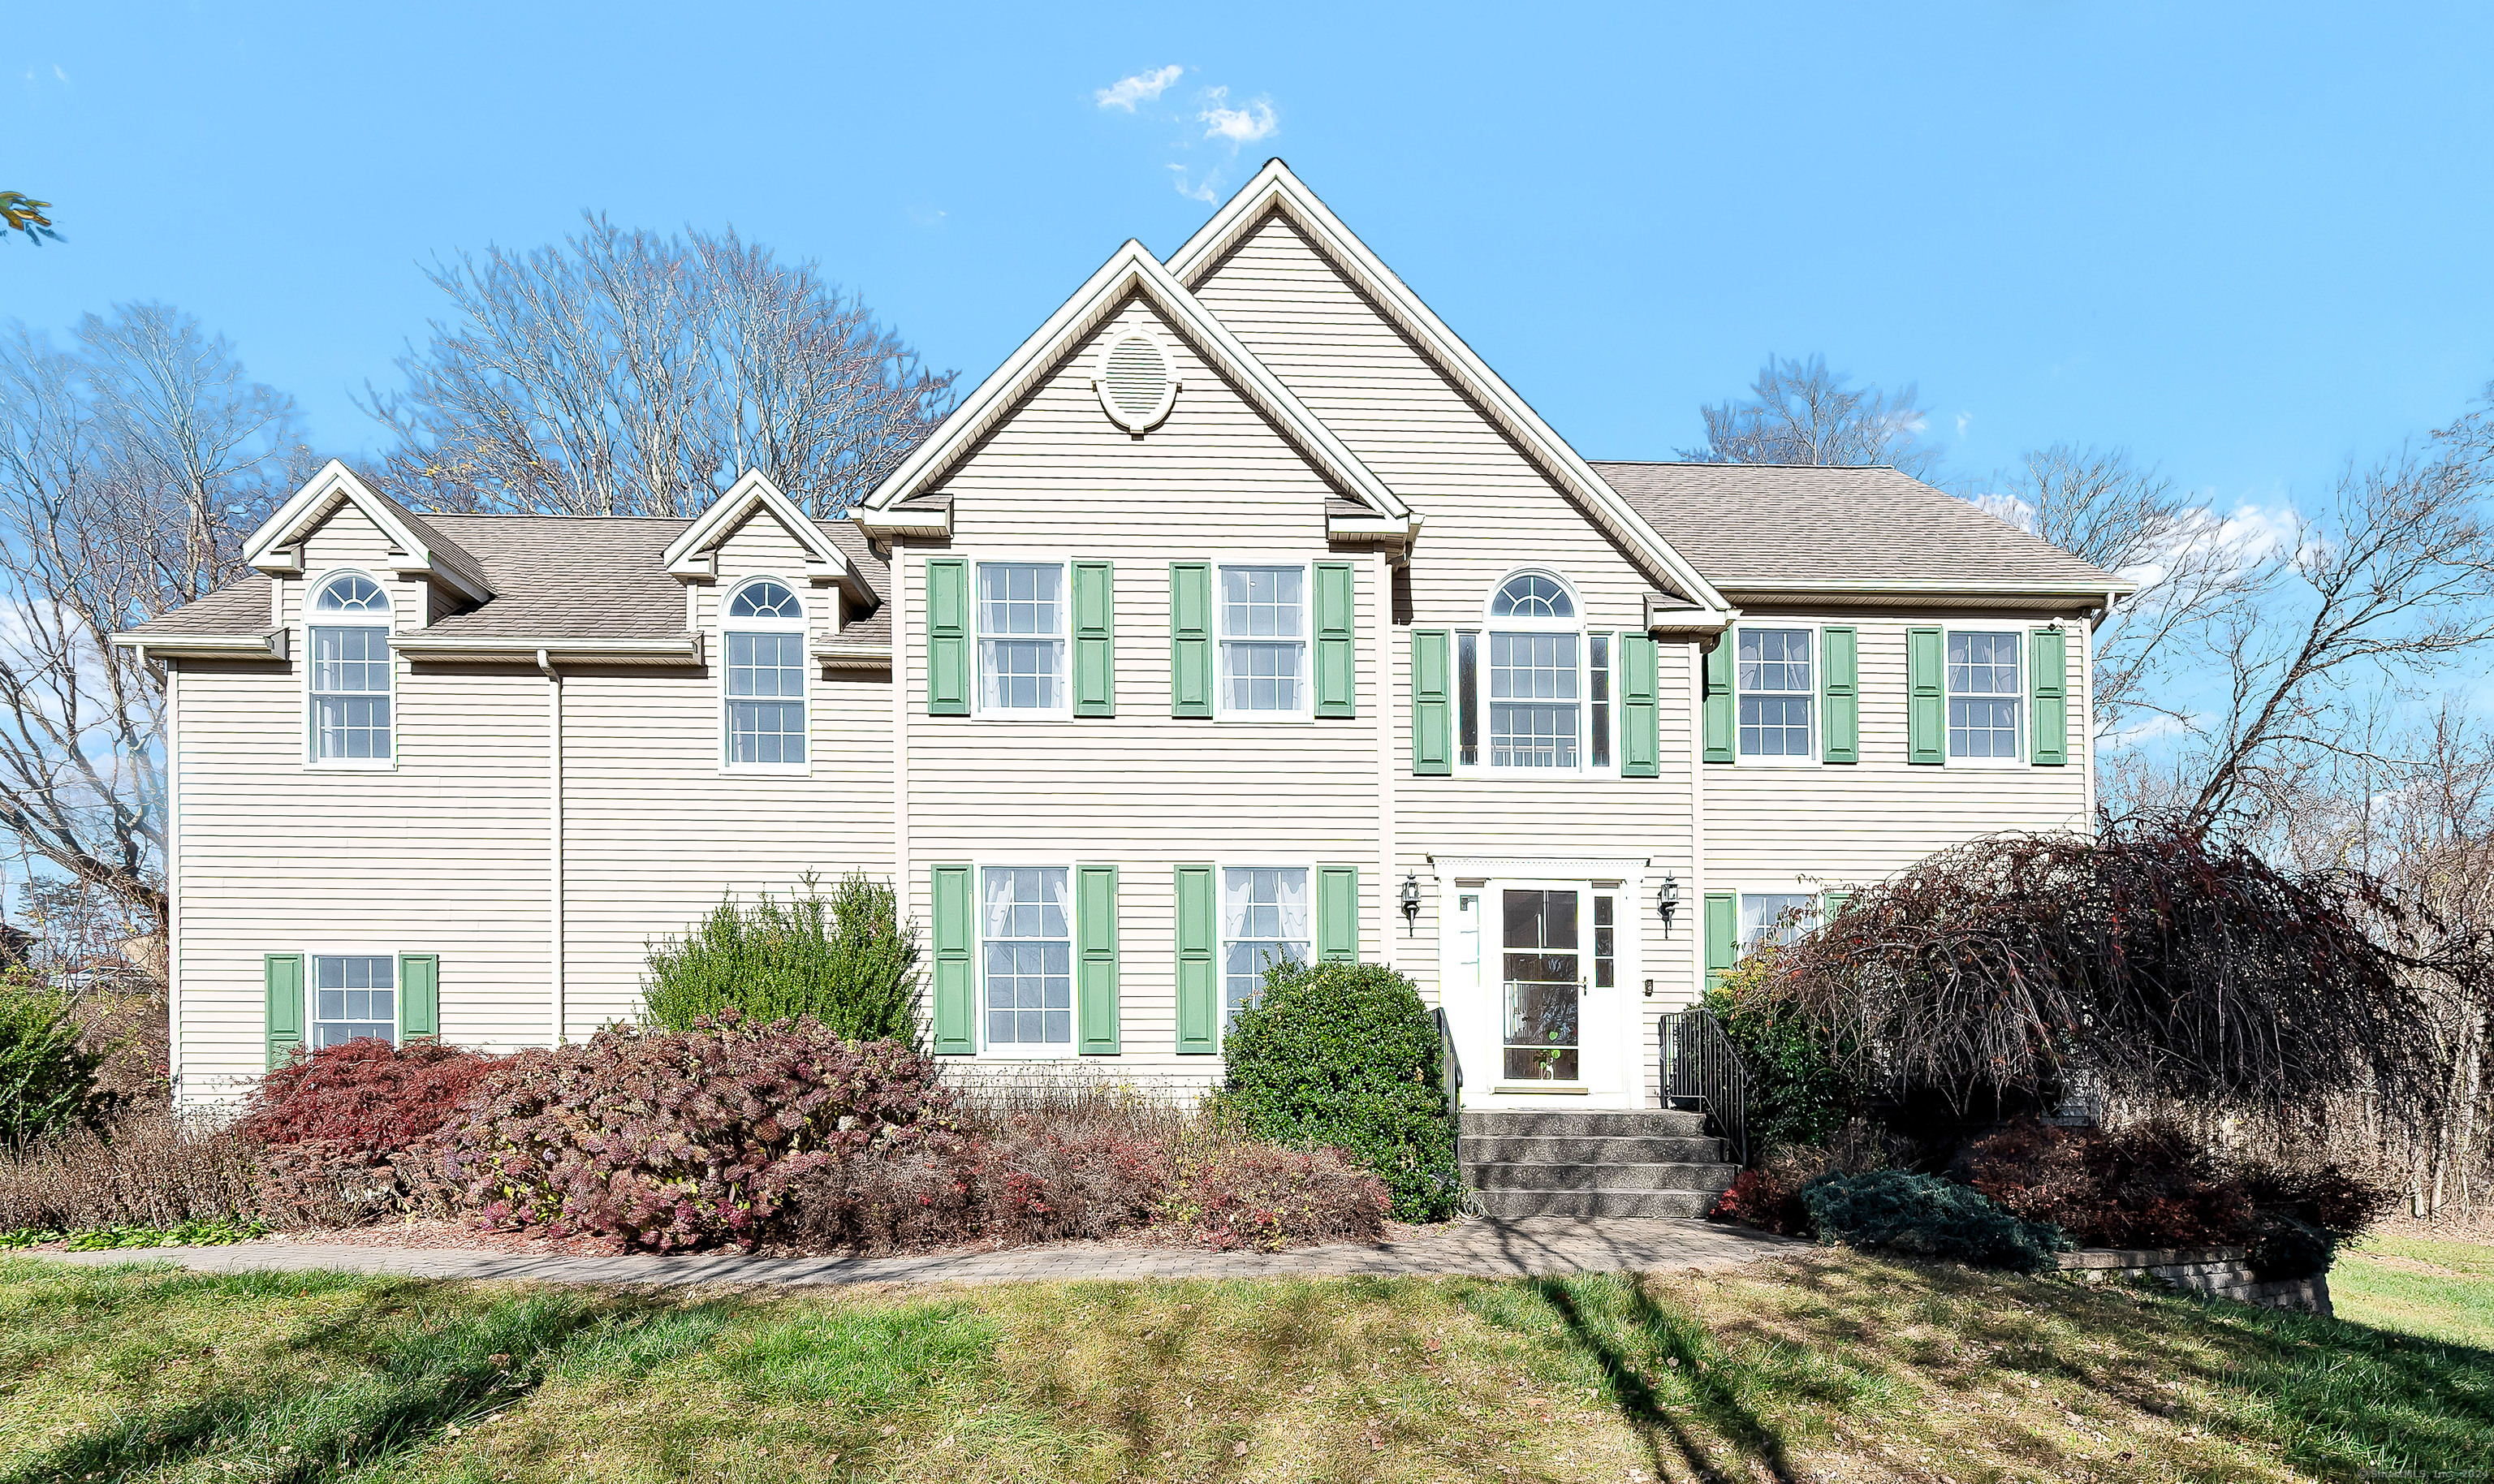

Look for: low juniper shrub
[1800,1169,2073,1273]
[1219,960,1458,1221]
[643,873,922,1045]
[437,1014,946,1251]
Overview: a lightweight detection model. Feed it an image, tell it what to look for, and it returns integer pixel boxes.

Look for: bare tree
[366,215,956,520]
[1678,352,1942,479]
[0,304,300,936]
[1983,445,2278,744]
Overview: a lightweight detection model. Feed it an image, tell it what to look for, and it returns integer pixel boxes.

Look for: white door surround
[1430,856,1650,1110]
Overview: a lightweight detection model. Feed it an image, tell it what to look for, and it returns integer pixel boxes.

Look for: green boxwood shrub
[1706,955,1870,1150]
[1219,960,1458,1221]
[0,973,111,1147]
[1800,1169,2073,1273]
[643,872,920,1043]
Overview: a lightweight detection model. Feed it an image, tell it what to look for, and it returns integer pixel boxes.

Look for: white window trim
[301,947,408,1050]
[1459,569,1616,779]
[718,574,814,776]
[1729,621,1822,769]
[973,857,1081,1060]
[301,567,397,772]
[969,552,1074,723]
[1211,554,1316,723]
[1213,856,1317,1046]
[1942,626,2027,770]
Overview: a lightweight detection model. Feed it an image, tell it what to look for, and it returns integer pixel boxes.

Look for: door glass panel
[1502,887,1580,1080]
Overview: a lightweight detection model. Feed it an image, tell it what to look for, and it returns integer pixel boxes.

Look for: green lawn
[1,1249,2487,1483]
[2335,1230,2494,1350]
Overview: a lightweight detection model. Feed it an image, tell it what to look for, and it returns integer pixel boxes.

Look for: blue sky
[10,2,2494,509]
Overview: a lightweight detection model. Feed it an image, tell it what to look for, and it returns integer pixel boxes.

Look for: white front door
[1445,877,1633,1105]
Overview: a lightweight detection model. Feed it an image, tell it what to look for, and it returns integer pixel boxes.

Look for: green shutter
[1317,866,1359,964]
[2030,627,2068,766]
[1907,627,1944,765]
[1314,561,1355,718]
[1410,628,1452,775]
[1702,893,1737,994]
[1175,865,1217,1054]
[1702,636,1734,763]
[1072,560,1115,717]
[1620,633,1659,778]
[1170,563,1212,718]
[1822,626,1858,764]
[1077,864,1120,1055]
[398,954,439,1041]
[264,953,304,1069]
[930,865,974,1054]
[1821,891,1851,924]
[926,559,969,717]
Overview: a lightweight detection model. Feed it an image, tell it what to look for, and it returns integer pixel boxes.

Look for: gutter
[108,629,287,664]
[389,633,705,666]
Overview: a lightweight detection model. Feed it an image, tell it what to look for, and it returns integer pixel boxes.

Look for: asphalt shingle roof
[1592,462,2122,595]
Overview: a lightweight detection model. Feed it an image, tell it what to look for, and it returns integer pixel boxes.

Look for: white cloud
[52,64,67,84]
[1200,87,1277,145]
[1167,165,1219,203]
[1096,66,1182,110]
[1954,410,1973,438]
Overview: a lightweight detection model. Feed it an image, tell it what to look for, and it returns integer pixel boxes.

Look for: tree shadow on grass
[1530,1275,1803,1484]
[0,1281,708,1484]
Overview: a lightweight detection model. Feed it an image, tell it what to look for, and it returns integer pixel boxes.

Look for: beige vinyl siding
[902,297,1383,1091]
[1702,611,2093,891]
[177,506,554,1100]
[561,508,892,1034]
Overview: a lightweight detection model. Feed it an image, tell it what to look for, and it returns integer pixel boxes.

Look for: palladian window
[1458,571,1609,771]
[309,572,392,763]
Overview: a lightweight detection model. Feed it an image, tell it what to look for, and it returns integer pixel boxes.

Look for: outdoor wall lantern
[1655,874,1680,932]
[1399,874,1422,934]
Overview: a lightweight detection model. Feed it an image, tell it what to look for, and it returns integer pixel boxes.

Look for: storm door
[1502,887,1582,1081]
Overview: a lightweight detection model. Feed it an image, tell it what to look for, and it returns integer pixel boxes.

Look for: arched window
[309,572,392,762]
[1472,570,1605,770]
[723,577,807,768]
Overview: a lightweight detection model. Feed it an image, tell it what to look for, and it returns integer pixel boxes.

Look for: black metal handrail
[1660,1008,1749,1167]
[1433,1005,1463,1167]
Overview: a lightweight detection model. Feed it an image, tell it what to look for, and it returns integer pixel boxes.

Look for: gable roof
[243,459,494,604]
[662,468,871,603]
[855,238,1415,541]
[1592,463,2133,604]
[1166,160,1732,622]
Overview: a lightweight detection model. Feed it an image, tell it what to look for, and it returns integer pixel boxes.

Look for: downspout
[537,648,563,1045]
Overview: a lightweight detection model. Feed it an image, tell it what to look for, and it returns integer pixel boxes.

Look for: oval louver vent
[1094,334,1177,431]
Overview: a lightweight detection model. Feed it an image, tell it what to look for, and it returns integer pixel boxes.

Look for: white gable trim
[1167,160,1732,623]
[855,239,1415,541]
[243,460,493,605]
[662,468,869,602]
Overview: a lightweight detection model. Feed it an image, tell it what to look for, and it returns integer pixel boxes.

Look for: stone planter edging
[2056,1245,2331,1316]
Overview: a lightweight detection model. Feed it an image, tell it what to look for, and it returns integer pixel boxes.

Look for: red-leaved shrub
[1707,1166,1812,1236]
[243,1039,501,1158]
[1159,1140,1389,1251]
[1964,1119,2392,1249]
[436,1015,947,1251]
[788,1119,1171,1253]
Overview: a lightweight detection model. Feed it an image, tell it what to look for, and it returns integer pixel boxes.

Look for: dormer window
[723,578,808,769]
[309,572,392,765]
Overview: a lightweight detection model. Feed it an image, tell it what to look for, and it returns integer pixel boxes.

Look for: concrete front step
[1461,1134,1728,1165]
[1458,1109,1709,1138]
[1465,1160,1739,1193]
[1471,1189,1725,1219]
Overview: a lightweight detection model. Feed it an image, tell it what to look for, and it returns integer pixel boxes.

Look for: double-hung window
[309,573,393,763]
[1221,865,1310,1021]
[724,579,807,767]
[1739,893,1819,954]
[1737,628,1813,759]
[1948,631,2022,761]
[982,866,1072,1049]
[977,563,1066,714]
[313,955,396,1048]
[1217,565,1306,717]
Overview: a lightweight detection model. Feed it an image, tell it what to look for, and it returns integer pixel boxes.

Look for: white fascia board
[242,460,493,605]
[1165,161,1732,620]
[390,633,705,665]
[662,469,867,600]
[1719,578,2142,600]
[811,642,892,670]
[1644,595,1730,634]
[851,503,951,539]
[108,630,287,663]
[1327,512,1423,541]
[856,239,1408,525]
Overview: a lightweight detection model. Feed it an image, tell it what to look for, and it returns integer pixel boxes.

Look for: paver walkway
[51,1216,1798,1289]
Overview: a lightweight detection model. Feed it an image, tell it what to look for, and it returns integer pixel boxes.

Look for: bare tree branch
[1677,352,1942,480]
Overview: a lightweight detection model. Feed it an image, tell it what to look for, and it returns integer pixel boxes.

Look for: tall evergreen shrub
[643,873,921,1044]
[0,973,112,1147]
[1705,953,1871,1150]
[1220,960,1458,1220]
